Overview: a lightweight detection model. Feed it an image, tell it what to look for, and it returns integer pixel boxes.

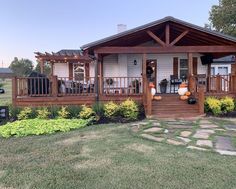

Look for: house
[211,55,235,75]
[0,68,14,78]
[12,16,236,117]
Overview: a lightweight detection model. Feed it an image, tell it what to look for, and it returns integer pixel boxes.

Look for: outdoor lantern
[133,60,137,65]
[0,106,9,120]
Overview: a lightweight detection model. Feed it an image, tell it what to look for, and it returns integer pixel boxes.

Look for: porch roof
[35,49,93,63]
[81,16,236,54]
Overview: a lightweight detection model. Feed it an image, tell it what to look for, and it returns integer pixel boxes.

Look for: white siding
[103,54,119,77]
[127,54,142,77]
[53,63,69,78]
[89,62,95,77]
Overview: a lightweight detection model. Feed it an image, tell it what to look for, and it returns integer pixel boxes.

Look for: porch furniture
[170,75,182,93]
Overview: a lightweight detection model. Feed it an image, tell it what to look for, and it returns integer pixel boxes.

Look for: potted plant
[159,79,168,93]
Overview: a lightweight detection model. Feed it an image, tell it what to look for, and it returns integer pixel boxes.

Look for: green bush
[79,105,96,120]
[48,106,60,118]
[220,96,235,113]
[92,102,104,118]
[104,101,119,118]
[37,107,50,119]
[58,106,70,119]
[0,119,90,138]
[205,97,222,115]
[234,99,236,110]
[8,105,22,120]
[120,99,139,120]
[67,105,82,118]
[18,107,34,120]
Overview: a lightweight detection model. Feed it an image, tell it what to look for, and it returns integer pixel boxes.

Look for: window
[73,63,85,81]
[218,67,228,75]
[211,67,215,75]
[179,59,188,79]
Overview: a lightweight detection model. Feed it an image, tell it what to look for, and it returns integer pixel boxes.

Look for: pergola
[35,50,93,77]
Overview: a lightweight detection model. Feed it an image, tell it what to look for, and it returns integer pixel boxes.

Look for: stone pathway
[133,118,236,156]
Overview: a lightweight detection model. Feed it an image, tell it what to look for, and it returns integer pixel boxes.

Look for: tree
[209,0,236,37]
[9,57,34,77]
[34,61,51,76]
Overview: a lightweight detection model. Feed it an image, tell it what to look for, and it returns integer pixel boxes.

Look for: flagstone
[143,127,162,133]
[177,137,191,143]
[196,140,213,148]
[141,134,165,142]
[180,131,192,137]
[167,139,185,146]
[200,124,218,129]
[215,136,236,151]
[187,146,208,151]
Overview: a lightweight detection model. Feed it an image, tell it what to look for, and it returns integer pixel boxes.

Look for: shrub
[234,99,236,110]
[8,105,22,120]
[120,99,139,120]
[0,119,90,138]
[205,97,222,115]
[36,107,50,119]
[92,102,104,118]
[67,105,82,118]
[220,96,235,113]
[79,105,96,120]
[104,101,120,118]
[48,106,60,118]
[58,106,70,119]
[18,107,34,120]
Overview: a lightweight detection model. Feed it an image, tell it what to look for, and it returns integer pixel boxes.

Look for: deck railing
[57,77,95,96]
[16,77,52,97]
[102,77,143,95]
[193,74,234,94]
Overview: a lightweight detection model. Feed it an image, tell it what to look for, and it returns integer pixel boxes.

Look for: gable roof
[0,68,13,74]
[81,16,236,50]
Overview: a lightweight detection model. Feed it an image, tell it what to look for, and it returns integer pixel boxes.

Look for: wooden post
[165,24,170,46]
[12,77,17,106]
[50,62,54,76]
[207,63,211,92]
[198,86,205,114]
[216,74,221,92]
[188,53,194,92]
[142,53,147,112]
[51,75,58,97]
[146,84,152,116]
[40,60,44,74]
[98,56,103,95]
[94,53,99,101]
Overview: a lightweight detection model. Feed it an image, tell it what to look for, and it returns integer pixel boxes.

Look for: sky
[0,0,219,67]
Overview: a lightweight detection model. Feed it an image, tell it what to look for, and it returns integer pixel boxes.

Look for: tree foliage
[34,61,51,76]
[209,0,236,37]
[9,57,34,77]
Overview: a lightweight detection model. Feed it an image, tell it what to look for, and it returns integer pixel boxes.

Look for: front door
[146,60,157,89]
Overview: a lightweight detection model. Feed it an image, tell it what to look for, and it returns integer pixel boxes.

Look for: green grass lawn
[0,79,12,106]
[0,122,235,189]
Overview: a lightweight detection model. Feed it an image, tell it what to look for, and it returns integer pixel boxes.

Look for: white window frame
[179,59,188,78]
[73,62,85,81]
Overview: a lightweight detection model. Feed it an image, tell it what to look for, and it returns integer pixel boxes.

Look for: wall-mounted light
[134,60,137,65]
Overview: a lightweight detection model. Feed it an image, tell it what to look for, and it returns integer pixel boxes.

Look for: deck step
[151,94,202,118]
